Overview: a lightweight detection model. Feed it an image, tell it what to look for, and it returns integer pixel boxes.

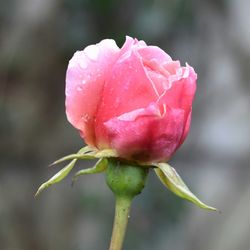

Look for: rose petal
[104,103,185,162]
[138,48,179,97]
[138,46,172,65]
[163,60,181,74]
[145,69,171,96]
[157,65,197,147]
[118,36,145,62]
[179,110,192,145]
[94,49,159,148]
[65,39,120,146]
[158,64,197,115]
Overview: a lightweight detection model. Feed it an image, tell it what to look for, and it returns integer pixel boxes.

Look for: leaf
[72,158,108,184]
[154,163,217,211]
[35,158,77,197]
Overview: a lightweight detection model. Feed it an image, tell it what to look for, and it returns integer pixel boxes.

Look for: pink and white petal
[140,59,180,97]
[94,50,159,148]
[104,103,185,163]
[158,64,197,112]
[117,36,147,65]
[145,69,171,96]
[137,46,172,65]
[118,36,141,61]
[65,39,120,146]
[179,110,192,145]
[163,60,181,75]
[156,65,196,147]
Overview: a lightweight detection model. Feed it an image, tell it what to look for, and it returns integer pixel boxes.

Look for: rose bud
[65,36,197,163]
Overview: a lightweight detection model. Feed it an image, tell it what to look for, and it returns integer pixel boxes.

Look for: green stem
[109,196,132,250]
[106,159,148,250]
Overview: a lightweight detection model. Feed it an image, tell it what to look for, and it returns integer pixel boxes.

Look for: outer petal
[158,64,197,111]
[158,64,197,145]
[104,103,185,163]
[137,47,174,96]
[140,58,196,110]
[179,110,192,145]
[65,39,120,146]
[94,46,159,148]
[137,46,172,65]
[119,36,140,56]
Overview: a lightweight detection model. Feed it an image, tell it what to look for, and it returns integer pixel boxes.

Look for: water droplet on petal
[77,86,83,91]
[84,45,99,61]
[182,68,189,78]
[176,68,183,76]
[81,114,90,122]
[65,89,70,96]
[79,60,88,69]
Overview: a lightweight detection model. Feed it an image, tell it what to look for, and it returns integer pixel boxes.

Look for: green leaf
[154,163,217,211]
[35,158,77,197]
[72,158,108,184]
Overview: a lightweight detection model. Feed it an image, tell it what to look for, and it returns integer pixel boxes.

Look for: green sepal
[154,163,217,211]
[93,149,118,158]
[50,146,117,166]
[72,158,108,184]
[35,158,77,197]
[36,146,117,196]
[35,147,89,196]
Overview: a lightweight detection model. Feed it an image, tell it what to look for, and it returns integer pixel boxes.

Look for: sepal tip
[154,163,217,211]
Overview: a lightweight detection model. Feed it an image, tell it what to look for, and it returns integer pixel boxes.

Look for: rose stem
[106,159,148,250]
[109,196,132,250]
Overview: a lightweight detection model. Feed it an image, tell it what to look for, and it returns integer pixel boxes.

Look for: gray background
[1,0,250,249]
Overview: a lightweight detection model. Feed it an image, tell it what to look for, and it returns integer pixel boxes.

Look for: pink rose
[65,36,197,163]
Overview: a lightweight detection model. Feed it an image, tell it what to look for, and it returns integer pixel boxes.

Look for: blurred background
[1,0,250,249]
